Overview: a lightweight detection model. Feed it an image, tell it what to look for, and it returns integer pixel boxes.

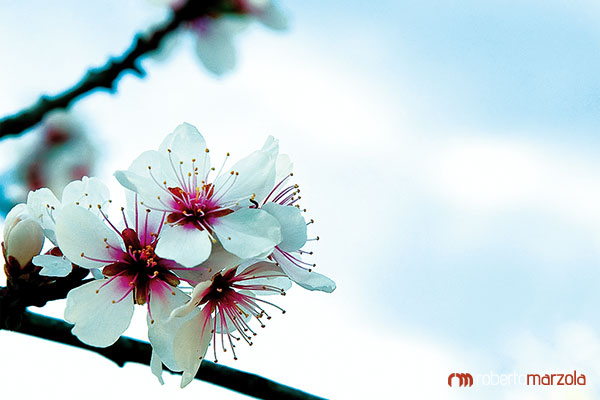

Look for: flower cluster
[1,123,334,388]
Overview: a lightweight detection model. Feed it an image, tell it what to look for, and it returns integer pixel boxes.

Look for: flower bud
[3,203,44,267]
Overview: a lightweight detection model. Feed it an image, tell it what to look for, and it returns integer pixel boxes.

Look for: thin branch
[0,0,225,139]
[5,311,327,400]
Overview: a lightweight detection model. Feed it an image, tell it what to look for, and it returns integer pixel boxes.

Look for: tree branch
[6,311,326,400]
[0,0,225,139]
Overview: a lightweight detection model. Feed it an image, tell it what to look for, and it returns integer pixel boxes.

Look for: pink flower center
[165,185,233,231]
[101,227,180,306]
[82,203,180,313]
[197,266,287,362]
[145,149,246,235]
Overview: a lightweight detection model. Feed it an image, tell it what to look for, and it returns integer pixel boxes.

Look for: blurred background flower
[0,111,97,217]
[151,0,288,75]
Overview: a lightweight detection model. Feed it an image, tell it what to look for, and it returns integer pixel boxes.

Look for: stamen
[114,286,135,304]
[81,252,115,264]
[97,205,124,239]
[167,151,187,190]
[97,270,127,291]
[120,207,130,229]
[214,152,231,180]
[134,194,139,233]
[147,167,174,196]
[262,173,292,205]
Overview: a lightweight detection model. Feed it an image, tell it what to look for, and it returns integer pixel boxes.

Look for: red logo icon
[448,373,473,387]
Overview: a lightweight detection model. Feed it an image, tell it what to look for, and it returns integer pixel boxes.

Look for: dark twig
[6,311,326,400]
[0,0,226,139]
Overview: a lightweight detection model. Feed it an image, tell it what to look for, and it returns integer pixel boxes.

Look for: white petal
[150,350,165,385]
[64,278,134,347]
[61,176,110,211]
[149,305,212,388]
[3,203,29,240]
[147,285,191,377]
[148,309,195,373]
[26,188,60,243]
[275,154,293,183]
[55,204,122,269]
[155,224,212,267]
[176,241,240,284]
[148,283,189,323]
[125,190,167,247]
[160,123,204,153]
[114,170,167,211]
[135,149,185,190]
[274,249,336,293]
[159,123,210,179]
[174,265,214,287]
[194,21,238,75]
[33,254,73,277]
[174,306,213,388]
[262,202,307,252]
[261,135,278,154]
[170,280,212,319]
[91,268,103,280]
[125,150,165,177]
[212,208,281,259]
[214,138,278,204]
[256,1,289,30]
[5,218,44,266]
[238,261,291,295]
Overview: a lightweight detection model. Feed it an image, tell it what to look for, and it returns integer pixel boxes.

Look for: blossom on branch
[2,122,336,389]
[55,193,190,347]
[151,260,290,387]
[27,176,110,277]
[154,0,288,75]
[256,155,336,292]
[2,203,44,269]
[115,123,282,267]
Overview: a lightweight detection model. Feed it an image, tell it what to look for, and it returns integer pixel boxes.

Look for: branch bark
[0,0,225,139]
[6,311,327,400]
